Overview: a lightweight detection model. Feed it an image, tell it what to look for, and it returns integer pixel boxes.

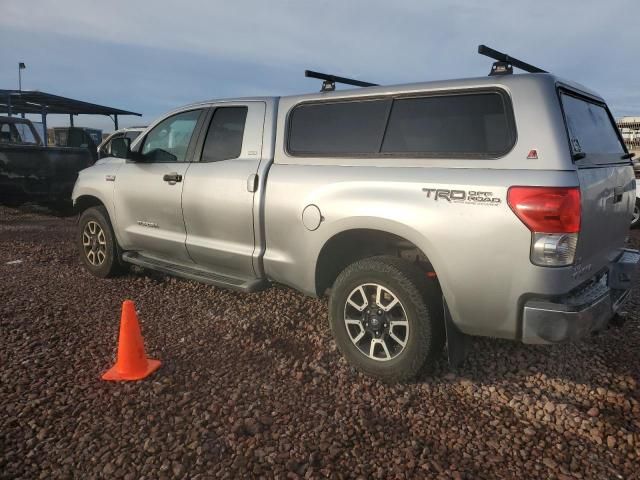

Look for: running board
[121,252,268,293]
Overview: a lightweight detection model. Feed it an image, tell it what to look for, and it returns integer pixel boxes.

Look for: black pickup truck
[0,116,94,205]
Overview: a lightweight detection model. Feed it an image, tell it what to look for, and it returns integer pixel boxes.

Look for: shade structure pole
[41,110,48,146]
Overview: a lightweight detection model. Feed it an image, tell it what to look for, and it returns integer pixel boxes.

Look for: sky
[1,0,638,133]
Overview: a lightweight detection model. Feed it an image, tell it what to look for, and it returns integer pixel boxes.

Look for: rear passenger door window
[201,107,248,162]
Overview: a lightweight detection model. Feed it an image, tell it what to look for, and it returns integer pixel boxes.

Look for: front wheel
[631,198,640,228]
[78,206,125,278]
[328,256,444,383]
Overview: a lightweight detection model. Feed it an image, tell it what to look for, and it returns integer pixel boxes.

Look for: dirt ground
[1,204,639,479]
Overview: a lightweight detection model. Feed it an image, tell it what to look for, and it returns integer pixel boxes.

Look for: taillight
[507,186,581,267]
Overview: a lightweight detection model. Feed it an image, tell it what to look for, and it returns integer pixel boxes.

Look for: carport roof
[0,89,141,117]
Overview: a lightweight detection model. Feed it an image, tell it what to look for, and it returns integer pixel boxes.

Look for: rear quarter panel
[263,165,581,339]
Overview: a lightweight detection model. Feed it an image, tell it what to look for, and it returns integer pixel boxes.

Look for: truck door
[182,102,266,279]
[113,108,204,264]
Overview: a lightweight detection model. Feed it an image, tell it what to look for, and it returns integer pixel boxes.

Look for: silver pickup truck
[72,46,639,382]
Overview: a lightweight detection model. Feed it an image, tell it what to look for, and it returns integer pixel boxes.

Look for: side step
[121,252,269,293]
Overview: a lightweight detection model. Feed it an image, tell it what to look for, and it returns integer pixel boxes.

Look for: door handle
[163,172,183,184]
[247,174,258,192]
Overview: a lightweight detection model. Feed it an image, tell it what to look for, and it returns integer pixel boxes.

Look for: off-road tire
[329,256,444,383]
[78,206,126,278]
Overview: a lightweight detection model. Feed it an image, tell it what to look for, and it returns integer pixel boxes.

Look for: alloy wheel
[343,283,409,361]
[82,220,107,266]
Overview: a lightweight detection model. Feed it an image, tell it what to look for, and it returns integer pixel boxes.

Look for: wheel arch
[74,194,106,214]
[314,226,444,297]
[73,193,124,248]
[314,224,467,368]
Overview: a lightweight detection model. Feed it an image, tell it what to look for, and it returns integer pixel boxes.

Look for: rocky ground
[1,204,639,479]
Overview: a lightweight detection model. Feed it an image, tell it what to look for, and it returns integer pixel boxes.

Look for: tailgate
[577,165,634,268]
[559,89,634,270]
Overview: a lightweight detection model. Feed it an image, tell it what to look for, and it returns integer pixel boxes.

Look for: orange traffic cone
[102,300,161,381]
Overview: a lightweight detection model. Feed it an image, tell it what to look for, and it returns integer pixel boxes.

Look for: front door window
[141,110,202,163]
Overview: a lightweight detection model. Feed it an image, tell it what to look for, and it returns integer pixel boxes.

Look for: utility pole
[18,62,26,91]
[18,62,26,118]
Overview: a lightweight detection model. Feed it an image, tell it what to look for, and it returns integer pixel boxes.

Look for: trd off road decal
[422,188,501,206]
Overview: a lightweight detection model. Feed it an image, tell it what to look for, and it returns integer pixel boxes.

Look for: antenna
[305,70,379,92]
[477,45,547,76]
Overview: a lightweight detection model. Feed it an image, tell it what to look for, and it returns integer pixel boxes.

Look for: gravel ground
[1,204,639,480]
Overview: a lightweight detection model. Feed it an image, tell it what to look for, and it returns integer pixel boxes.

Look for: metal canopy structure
[0,89,141,145]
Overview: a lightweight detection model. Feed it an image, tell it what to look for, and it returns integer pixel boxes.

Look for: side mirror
[111,137,131,159]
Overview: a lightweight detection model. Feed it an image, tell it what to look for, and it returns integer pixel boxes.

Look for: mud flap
[444,300,471,368]
[609,249,640,290]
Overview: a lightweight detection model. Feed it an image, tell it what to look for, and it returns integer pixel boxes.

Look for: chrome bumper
[522,249,640,344]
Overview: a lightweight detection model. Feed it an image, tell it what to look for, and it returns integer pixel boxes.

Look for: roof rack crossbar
[305,70,379,92]
[477,45,548,75]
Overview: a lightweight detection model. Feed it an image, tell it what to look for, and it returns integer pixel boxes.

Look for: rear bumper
[522,249,640,344]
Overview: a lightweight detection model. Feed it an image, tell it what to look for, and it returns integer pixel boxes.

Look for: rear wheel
[78,206,125,277]
[631,199,640,228]
[329,256,444,382]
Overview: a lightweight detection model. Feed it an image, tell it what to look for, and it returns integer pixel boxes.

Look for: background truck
[0,116,94,205]
[52,127,102,163]
[72,46,639,382]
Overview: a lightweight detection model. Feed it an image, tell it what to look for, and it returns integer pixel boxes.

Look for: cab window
[14,123,38,144]
[201,107,248,162]
[141,110,202,163]
[0,123,15,143]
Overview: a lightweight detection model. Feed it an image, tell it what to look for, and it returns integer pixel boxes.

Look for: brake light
[507,186,581,267]
[507,187,581,233]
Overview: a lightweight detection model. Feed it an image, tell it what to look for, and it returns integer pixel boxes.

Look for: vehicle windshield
[560,91,626,163]
[125,130,142,141]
